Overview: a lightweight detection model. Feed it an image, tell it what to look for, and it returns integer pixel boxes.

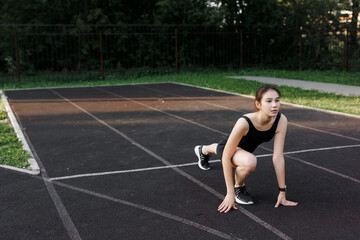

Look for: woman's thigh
[231,148,257,169]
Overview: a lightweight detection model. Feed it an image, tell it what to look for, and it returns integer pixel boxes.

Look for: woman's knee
[233,151,257,172]
[244,154,257,172]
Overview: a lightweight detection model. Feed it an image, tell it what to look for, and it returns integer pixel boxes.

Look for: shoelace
[200,150,210,162]
[235,186,249,196]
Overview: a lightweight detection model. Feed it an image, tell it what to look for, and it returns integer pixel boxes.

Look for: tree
[154,0,216,24]
[349,0,359,49]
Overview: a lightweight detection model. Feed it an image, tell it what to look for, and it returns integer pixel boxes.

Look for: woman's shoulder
[279,113,288,124]
[276,113,288,133]
[234,115,251,130]
[242,112,255,119]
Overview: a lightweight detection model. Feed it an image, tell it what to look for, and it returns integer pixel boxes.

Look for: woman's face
[256,89,280,117]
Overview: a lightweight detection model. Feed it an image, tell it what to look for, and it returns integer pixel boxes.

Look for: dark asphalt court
[1,82,360,240]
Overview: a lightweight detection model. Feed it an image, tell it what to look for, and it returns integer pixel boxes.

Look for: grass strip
[0,100,31,169]
[235,69,360,86]
[105,72,360,116]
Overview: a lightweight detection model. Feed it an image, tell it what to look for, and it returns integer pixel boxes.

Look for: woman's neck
[255,111,274,126]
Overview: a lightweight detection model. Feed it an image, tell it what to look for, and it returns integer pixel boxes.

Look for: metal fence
[0,24,359,83]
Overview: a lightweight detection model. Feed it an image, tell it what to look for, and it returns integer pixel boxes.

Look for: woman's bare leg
[202,143,218,155]
[231,148,257,187]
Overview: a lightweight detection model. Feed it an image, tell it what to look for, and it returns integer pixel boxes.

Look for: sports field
[1,83,359,239]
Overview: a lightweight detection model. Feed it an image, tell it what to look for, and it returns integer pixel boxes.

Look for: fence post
[99,32,105,80]
[240,30,243,70]
[345,29,349,72]
[175,29,179,73]
[14,33,21,83]
[299,27,302,71]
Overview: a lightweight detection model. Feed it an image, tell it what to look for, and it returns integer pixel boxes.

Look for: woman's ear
[255,100,261,110]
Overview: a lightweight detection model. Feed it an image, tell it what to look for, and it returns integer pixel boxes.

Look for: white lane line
[289,122,360,142]
[50,89,292,240]
[96,86,360,183]
[48,180,241,240]
[96,87,226,135]
[49,162,199,181]
[49,144,360,181]
[139,84,360,142]
[23,124,82,240]
[283,144,360,155]
[286,155,360,184]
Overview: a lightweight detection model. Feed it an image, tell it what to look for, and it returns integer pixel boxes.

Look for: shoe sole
[235,196,254,205]
[194,146,210,171]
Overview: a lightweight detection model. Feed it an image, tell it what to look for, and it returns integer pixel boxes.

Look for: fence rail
[0,24,359,83]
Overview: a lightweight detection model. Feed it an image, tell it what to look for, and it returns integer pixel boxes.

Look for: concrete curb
[0,90,40,175]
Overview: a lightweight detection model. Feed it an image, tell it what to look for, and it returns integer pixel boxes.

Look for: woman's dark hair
[254,85,281,111]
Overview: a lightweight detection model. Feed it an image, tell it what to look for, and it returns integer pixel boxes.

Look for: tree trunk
[349,0,359,51]
[292,0,300,63]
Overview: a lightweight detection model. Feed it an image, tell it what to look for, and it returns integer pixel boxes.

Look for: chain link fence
[0,24,359,83]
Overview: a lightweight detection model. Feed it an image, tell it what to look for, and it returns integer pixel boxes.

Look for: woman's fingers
[218,202,230,213]
[283,200,298,206]
[218,200,237,213]
[275,199,298,208]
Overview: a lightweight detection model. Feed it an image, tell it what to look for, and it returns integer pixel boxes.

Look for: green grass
[237,69,360,86]
[0,100,31,169]
[132,72,360,115]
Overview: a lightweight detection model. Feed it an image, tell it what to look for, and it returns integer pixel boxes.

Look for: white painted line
[174,82,360,119]
[283,144,360,155]
[49,162,199,181]
[0,90,40,175]
[96,87,226,135]
[26,125,82,240]
[50,88,292,240]
[166,83,360,141]
[42,176,82,240]
[286,155,360,184]
[49,144,360,181]
[50,180,242,240]
[289,122,360,142]
[3,81,168,92]
[93,87,360,185]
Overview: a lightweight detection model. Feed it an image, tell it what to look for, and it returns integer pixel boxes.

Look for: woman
[194,85,298,213]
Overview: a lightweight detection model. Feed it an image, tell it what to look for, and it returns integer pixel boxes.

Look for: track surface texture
[2,83,360,240]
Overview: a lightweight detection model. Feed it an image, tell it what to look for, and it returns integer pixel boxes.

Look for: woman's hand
[218,193,237,213]
[275,192,298,208]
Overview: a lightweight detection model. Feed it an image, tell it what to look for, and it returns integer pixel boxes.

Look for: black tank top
[238,113,281,153]
[218,112,281,153]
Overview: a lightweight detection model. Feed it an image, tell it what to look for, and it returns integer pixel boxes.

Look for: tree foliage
[0,0,359,78]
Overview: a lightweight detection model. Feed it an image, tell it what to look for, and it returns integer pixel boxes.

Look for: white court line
[50,88,292,240]
[24,126,82,239]
[49,180,241,240]
[139,84,360,142]
[50,162,198,181]
[96,86,360,183]
[97,86,360,186]
[282,144,360,155]
[97,87,226,135]
[286,155,360,184]
[174,81,360,119]
[49,144,360,182]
